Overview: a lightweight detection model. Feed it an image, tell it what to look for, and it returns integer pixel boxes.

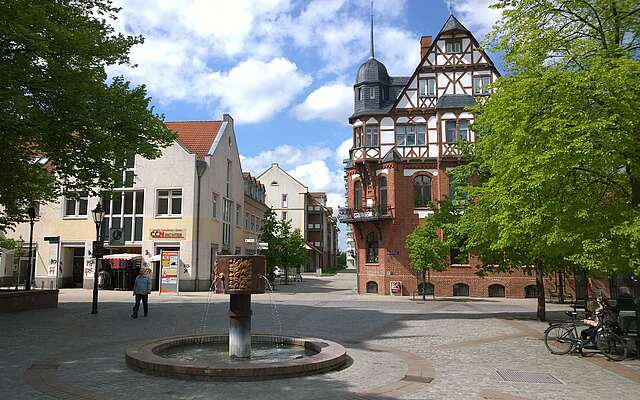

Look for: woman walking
[131,267,152,319]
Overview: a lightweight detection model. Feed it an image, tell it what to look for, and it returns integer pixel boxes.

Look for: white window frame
[212,193,219,220]
[282,193,288,208]
[473,75,491,95]
[63,193,89,219]
[156,188,183,217]
[446,40,462,53]
[369,87,375,99]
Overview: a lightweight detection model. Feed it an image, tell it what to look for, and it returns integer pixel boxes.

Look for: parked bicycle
[544,298,627,362]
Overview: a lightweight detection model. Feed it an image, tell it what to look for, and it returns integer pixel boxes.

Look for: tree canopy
[0,0,176,230]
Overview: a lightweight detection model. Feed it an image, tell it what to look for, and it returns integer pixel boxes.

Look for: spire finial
[369,0,375,59]
[449,0,454,15]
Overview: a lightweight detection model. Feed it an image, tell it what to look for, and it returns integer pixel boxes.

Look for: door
[72,248,84,287]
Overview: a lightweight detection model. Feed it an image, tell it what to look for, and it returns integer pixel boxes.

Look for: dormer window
[446,40,462,53]
[418,79,436,97]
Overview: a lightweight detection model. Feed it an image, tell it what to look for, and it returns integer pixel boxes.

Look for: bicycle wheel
[544,325,575,355]
[597,333,627,362]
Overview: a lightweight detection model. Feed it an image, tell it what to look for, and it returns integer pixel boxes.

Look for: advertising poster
[390,281,402,296]
[159,250,179,295]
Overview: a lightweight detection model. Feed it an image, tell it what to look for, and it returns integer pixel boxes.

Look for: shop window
[157,189,182,216]
[366,232,379,263]
[413,175,432,207]
[525,285,538,298]
[418,282,434,296]
[488,284,505,298]
[366,281,378,293]
[63,192,88,217]
[453,283,469,297]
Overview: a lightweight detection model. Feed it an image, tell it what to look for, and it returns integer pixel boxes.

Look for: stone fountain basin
[125,334,347,381]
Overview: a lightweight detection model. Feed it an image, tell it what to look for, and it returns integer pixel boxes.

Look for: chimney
[420,35,432,59]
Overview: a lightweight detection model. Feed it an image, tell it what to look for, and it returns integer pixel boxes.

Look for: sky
[108,0,504,248]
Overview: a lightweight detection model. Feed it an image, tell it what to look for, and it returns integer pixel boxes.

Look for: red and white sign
[150,229,185,240]
[390,281,402,296]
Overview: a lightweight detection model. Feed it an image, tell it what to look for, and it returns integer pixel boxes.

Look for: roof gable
[164,121,222,160]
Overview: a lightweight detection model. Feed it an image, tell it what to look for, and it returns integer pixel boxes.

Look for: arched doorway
[525,285,538,298]
[366,281,378,294]
[418,282,434,296]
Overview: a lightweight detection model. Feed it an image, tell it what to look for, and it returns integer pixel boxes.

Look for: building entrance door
[72,248,84,287]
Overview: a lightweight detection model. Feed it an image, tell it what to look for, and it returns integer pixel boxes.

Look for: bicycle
[544,310,627,361]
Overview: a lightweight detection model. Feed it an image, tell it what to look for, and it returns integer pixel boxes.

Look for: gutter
[194,159,208,291]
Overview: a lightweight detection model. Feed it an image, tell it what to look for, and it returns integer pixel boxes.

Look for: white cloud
[199,58,311,124]
[378,26,420,76]
[455,0,503,37]
[292,83,352,123]
[335,138,352,167]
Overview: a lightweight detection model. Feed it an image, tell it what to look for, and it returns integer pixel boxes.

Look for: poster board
[159,250,179,295]
[390,281,402,296]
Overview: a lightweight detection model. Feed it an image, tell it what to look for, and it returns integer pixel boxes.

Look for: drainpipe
[194,160,208,291]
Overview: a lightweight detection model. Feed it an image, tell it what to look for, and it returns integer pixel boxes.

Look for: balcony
[338,205,392,223]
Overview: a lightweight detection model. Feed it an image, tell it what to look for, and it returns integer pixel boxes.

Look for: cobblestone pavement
[1,272,639,400]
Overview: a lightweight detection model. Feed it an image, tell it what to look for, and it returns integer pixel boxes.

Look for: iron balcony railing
[338,205,392,223]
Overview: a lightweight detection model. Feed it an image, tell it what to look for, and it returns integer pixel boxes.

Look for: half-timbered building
[340,15,542,297]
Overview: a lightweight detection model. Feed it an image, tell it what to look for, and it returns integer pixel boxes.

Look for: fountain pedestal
[229,294,252,358]
[215,255,265,359]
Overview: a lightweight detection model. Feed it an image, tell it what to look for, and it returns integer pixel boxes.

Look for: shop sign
[159,250,179,295]
[150,229,185,240]
[390,281,402,295]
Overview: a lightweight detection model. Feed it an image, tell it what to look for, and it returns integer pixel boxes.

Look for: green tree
[406,216,450,301]
[258,208,281,283]
[0,0,176,230]
[284,227,310,281]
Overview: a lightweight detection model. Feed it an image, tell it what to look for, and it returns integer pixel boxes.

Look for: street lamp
[25,204,38,291]
[91,203,105,314]
[14,236,24,290]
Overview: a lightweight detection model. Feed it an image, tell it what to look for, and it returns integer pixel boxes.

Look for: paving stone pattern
[1,273,638,400]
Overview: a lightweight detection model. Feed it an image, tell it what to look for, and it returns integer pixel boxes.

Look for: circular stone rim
[125,334,347,381]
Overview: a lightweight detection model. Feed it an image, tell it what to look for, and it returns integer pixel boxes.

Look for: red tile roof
[164,121,223,160]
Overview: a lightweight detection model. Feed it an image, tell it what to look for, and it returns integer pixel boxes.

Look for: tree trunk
[535,258,546,321]
[422,270,427,301]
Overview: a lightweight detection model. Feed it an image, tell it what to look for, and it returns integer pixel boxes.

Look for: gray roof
[355,58,390,85]
[440,15,469,34]
[435,94,476,109]
[381,149,402,163]
[390,77,410,86]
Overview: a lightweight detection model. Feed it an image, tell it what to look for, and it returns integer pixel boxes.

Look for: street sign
[257,242,269,250]
[244,238,256,243]
[92,241,104,258]
[109,228,124,246]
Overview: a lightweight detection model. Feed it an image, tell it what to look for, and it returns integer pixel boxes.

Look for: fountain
[125,255,347,380]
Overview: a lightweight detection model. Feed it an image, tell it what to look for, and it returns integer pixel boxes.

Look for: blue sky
[109,0,503,247]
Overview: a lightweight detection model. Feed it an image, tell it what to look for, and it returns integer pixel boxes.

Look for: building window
[366,281,378,293]
[354,180,362,209]
[458,120,469,141]
[446,120,457,143]
[366,232,378,263]
[396,125,426,146]
[365,125,379,146]
[453,283,469,296]
[525,285,538,298]
[413,175,432,207]
[445,120,470,143]
[488,284,506,298]
[446,40,462,53]
[101,190,144,242]
[281,193,288,208]
[114,156,135,188]
[226,159,232,197]
[63,192,88,217]
[450,241,469,264]
[222,198,232,247]
[251,214,256,231]
[418,79,436,97]
[236,204,241,226]
[473,76,491,95]
[418,282,434,296]
[245,212,250,230]
[212,193,219,219]
[358,87,363,101]
[281,211,287,221]
[157,189,182,216]
[378,176,387,212]
[369,86,375,99]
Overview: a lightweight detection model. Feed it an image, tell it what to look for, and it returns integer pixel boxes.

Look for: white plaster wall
[257,165,308,239]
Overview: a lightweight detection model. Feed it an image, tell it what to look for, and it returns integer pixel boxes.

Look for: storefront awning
[103,253,143,260]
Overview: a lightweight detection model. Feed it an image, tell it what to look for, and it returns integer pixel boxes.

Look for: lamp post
[91,203,105,314]
[14,236,24,290]
[24,204,38,291]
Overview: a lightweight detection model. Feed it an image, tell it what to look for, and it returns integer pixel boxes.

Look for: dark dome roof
[355,58,390,85]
